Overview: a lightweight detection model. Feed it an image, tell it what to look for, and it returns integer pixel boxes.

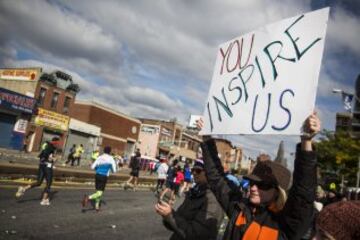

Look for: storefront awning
[69,118,101,136]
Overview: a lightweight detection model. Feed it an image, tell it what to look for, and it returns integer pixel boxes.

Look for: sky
[0,0,359,169]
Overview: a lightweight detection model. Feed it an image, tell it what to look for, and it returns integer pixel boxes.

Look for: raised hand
[196,118,204,131]
[302,112,321,140]
[301,112,321,151]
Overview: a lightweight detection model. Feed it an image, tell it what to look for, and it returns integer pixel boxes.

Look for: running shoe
[40,199,50,206]
[123,183,130,190]
[95,202,100,212]
[15,186,25,198]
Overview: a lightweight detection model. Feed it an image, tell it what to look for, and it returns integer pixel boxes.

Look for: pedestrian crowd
[15,112,360,240]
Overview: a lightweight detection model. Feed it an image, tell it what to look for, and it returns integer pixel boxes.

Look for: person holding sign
[197,112,320,240]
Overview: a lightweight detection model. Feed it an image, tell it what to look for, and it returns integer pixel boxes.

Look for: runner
[82,146,117,211]
[15,137,61,206]
[124,148,141,191]
[174,165,184,198]
[159,159,178,204]
[179,161,192,196]
[155,157,168,194]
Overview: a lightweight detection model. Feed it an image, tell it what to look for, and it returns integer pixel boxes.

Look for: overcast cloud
[0,0,359,169]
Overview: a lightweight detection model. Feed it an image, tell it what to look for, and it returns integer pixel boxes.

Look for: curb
[0,178,157,191]
[0,162,158,184]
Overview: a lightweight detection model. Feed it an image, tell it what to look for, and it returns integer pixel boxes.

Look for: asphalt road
[0,186,173,240]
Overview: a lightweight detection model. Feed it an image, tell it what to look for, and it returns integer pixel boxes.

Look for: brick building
[213,138,243,171]
[138,118,203,162]
[0,68,79,152]
[71,100,141,157]
[26,70,79,152]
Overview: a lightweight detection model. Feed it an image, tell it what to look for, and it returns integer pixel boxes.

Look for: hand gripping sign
[200,8,329,135]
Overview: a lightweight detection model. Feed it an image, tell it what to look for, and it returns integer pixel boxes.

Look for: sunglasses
[249,180,275,191]
[191,168,204,174]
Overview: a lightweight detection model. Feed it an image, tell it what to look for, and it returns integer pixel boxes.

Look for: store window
[63,96,71,113]
[38,87,47,106]
[50,92,59,109]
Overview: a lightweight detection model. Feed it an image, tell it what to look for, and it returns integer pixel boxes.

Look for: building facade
[335,74,360,139]
[0,68,41,96]
[335,112,352,132]
[140,118,185,159]
[138,124,161,158]
[213,138,243,171]
[71,100,141,157]
[26,71,79,152]
[139,118,218,163]
[0,68,79,152]
[0,87,36,149]
[352,75,360,138]
[64,118,101,160]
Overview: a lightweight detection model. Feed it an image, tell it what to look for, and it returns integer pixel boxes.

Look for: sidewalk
[0,148,158,186]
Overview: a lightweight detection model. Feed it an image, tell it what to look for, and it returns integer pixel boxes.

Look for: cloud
[328,7,360,56]
[53,0,311,83]
[6,58,194,123]
[0,0,120,66]
[0,0,358,163]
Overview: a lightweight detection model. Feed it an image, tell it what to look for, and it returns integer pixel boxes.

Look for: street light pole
[332,88,360,103]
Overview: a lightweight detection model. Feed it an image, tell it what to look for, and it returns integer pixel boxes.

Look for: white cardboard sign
[201,8,329,135]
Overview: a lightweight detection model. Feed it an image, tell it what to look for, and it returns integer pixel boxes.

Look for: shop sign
[13,119,28,133]
[35,108,69,131]
[0,68,40,81]
[69,118,100,136]
[141,125,160,134]
[0,87,36,114]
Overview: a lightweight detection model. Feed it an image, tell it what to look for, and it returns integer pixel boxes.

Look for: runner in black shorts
[82,146,117,211]
[125,149,141,191]
[160,159,179,204]
[15,137,61,206]
[130,168,139,178]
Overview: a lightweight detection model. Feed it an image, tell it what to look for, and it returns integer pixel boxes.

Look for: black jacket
[129,156,140,170]
[201,139,317,240]
[163,183,224,240]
